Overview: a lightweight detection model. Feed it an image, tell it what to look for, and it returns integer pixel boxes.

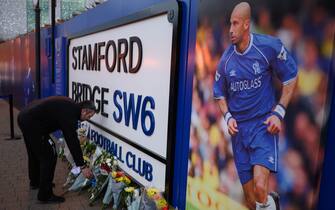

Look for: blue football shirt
[213,33,297,122]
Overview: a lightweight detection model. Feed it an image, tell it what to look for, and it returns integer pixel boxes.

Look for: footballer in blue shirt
[213,2,297,210]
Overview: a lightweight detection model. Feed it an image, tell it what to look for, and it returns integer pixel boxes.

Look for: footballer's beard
[231,37,240,46]
[232,34,249,50]
[230,34,241,45]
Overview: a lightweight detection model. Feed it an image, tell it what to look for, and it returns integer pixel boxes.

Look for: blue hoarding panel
[318,38,335,210]
[171,0,198,209]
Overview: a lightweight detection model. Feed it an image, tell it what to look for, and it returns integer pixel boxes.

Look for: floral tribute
[59,126,170,210]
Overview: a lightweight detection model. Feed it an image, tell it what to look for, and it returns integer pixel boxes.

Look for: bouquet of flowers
[88,151,113,205]
[60,127,172,209]
[63,166,81,188]
[66,133,94,191]
[81,140,97,157]
[68,172,91,192]
[102,171,131,209]
[77,127,87,144]
[77,126,96,156]
[139,188,169,210]
[120,187,141,210]
[139,188,156,210]
[127,188,142,210]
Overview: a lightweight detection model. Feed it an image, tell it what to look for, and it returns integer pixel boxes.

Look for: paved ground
[0,99,103,210]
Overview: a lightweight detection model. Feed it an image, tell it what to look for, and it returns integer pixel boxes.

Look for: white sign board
[68,13,173,159]
[68,11,178,190]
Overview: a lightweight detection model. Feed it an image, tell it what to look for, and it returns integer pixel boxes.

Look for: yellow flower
[147,188,158,197]
[156,198,168,208]
[115,177,123,182]
[123,176,131,185]
[124,187,135,193]
[83,156,90,163]
[111,171,117,178]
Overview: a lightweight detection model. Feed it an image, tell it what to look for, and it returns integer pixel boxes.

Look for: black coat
[19,96,85,166]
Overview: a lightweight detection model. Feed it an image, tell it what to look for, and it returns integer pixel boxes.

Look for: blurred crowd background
[188,0,334,209]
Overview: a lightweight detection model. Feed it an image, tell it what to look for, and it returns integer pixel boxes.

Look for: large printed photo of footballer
[187,0,334,210]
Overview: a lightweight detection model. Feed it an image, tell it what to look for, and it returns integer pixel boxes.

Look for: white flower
[78,128,86,134]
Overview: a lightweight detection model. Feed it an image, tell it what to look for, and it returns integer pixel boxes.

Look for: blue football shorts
[231,113,279,185]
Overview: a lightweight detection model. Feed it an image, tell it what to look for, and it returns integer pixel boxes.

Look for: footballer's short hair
[78,100,97,112]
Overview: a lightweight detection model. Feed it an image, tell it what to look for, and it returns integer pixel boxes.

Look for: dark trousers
[17,113,57,200]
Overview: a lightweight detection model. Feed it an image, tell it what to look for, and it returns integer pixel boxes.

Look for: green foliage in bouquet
[88,172,110,206]
[117,187,138,210]
[88,151,114,206]
[81,141,97,157]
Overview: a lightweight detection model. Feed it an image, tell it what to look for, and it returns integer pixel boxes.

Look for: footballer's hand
[264,115,281,134]
[228,118,239,136]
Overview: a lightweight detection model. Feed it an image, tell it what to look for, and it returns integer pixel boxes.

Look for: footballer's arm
[265,78,297,134]
[279,78,297,108]
[216,98,239,136]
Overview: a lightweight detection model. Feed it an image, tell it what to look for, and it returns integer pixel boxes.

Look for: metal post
[4,94,21,140]
[35,2,41,98]
[8,94,14,139]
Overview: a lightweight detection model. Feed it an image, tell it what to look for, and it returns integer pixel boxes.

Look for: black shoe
[269,191,280,210]
[38,194,65,204]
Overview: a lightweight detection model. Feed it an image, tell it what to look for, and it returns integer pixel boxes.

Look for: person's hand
[81,167,93,179]
[264,115,281,134]
[227,118,239,136]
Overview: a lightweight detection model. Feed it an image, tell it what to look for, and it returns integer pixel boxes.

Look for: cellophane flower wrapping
[88,151,113,205]
[127,188,141,210]
[102,171,128,209]
[140,188,169,210]
[63,167,80,188]
[68,172,90,192]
